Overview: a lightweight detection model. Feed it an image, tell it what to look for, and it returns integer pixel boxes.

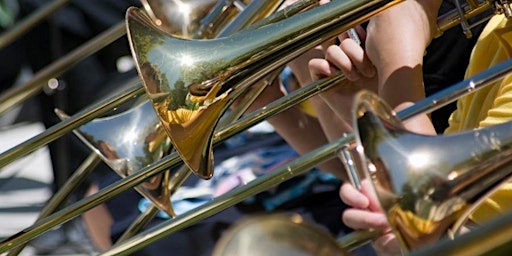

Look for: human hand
[340,179,402,256]
[309,27,376,83]
[305,27,378,127]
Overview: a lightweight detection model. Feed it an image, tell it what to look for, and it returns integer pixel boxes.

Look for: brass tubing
[217,0,285,37]
[337,229,382,252]
[0,150,183,253]
[410,210,512,256]
[115,205,160,244]
[0,0,70,49]
[194,0,243,39]
[0,21,126,116]
[243,0,319,31]
[436,0,492,36]
[0,80,145,170]
[214,73,344,142]
[115,164,192,243]
[99,134,353,256]
[0,67,341,253]
[101,57,512,255]
[6,153,102,256]
[0,0,320,171]
[396,58,512,121]
[127,0,404,178]
[2,55,511,254]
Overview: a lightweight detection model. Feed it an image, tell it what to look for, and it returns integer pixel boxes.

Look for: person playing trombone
[309,0,512,255]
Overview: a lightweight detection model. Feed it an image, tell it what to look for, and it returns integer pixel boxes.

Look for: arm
[366,0,443,108]
[308,0,441,137]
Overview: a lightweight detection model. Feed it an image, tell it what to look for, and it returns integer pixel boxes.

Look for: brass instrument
[1,1,221,255]
[1,0,512,255]
[53,0,295,219]
[0,0,398,252]
[0,0,266,170]
[0,55,498,255]
[97,62,512,255]
[0,0,301,254]
[127,0,506,180]
[127,0,403,180]
[56,100,176,217]
[0,0,220,117]
[353,89,512,252]
[211,64,512,255]
[140,0,218,36]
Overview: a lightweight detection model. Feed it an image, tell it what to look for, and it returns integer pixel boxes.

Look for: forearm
[242,78,346,179]
[366,0,442,108]
[268,105,347,180]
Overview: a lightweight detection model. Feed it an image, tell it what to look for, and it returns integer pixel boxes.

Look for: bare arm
[366,0,443,108]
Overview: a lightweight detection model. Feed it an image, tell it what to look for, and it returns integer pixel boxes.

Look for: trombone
[127,0,496,180]
[0,0,284,169]
[0,0,400,252]
[0,0,509,255]
[99,59,512,256]
[0,0,306,253]
[0,0,247,117]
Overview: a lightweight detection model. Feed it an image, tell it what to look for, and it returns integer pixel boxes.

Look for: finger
[360,179,383,212]
[339,182,369,209]
[308,58,338,81]
[342,208,390,230]
[338,39,376,78]
[324,44,360,81]
[317,36,338,54]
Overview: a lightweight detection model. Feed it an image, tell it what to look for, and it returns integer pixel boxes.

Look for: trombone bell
[55,100,175,217]
[353,90,512,251]
[140,0,218,38]
[126,0,403,179]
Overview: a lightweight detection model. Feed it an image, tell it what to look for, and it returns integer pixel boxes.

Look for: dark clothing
[423,1,492,133]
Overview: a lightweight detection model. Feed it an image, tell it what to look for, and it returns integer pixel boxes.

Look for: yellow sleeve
[443,97,464,134]
[470,77,512,225]
[479,79,512,127]
[443,14,512,225]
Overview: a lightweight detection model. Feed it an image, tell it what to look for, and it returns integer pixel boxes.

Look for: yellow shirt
[444,14,512,224]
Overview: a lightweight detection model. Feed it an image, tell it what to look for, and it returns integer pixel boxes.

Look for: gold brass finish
[1,1,511,255]
[1,57,512,256]
[353,90,512,252]
[54,0,292,219]
[5,153,102,256]
[140,0,218,37]
[55,99,175,217]
[0,81,145,171]
[0,0,220,117]
[127,0,403,179]
[0,64,343,254]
